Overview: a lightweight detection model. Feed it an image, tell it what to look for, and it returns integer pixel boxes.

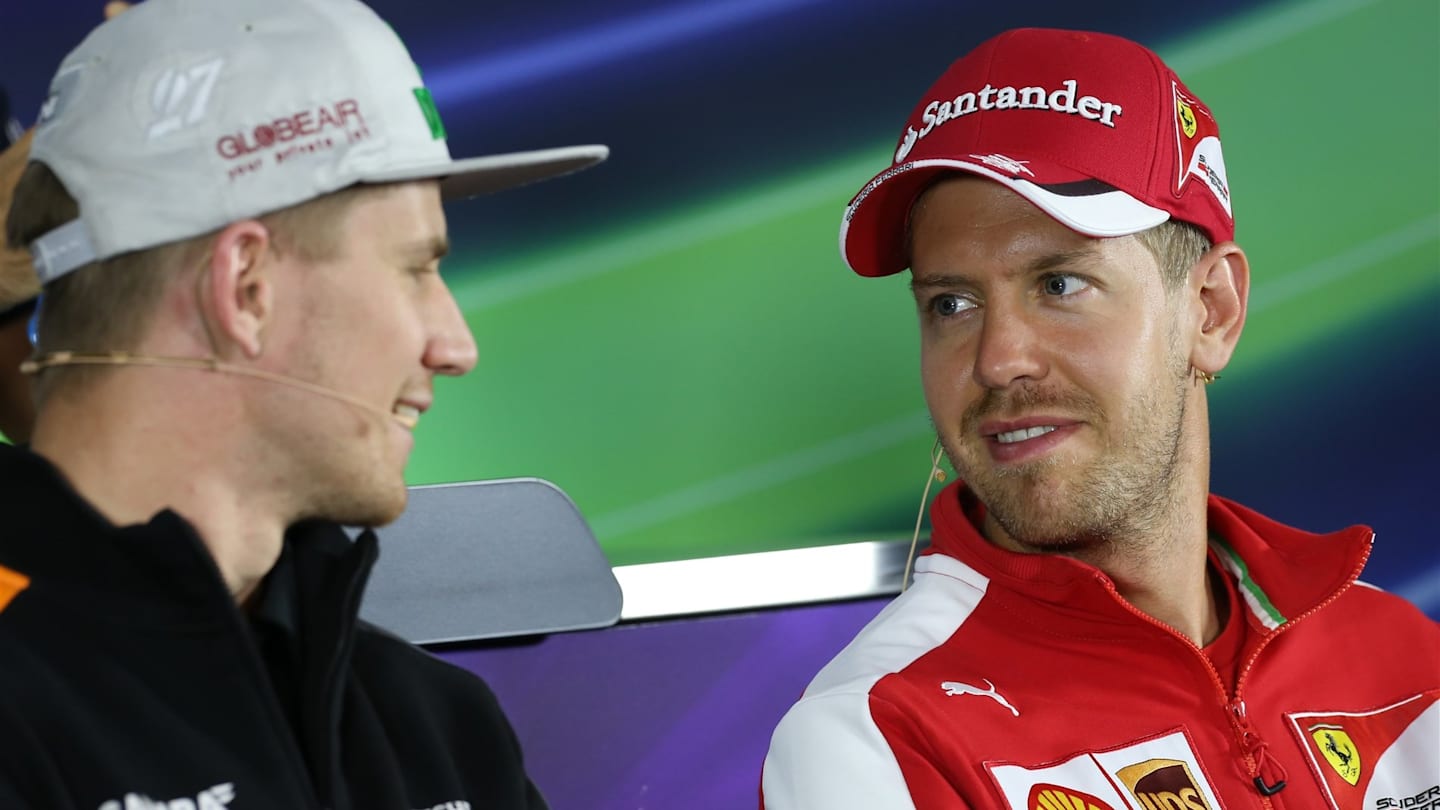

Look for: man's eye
[929,293,974,317]
[1042,274,1092,297]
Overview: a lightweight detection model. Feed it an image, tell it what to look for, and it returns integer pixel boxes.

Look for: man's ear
[1187,241,1249,377]
[202,220,274,359]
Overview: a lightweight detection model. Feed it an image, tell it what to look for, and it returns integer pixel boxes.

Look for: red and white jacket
[762,483,1440,810]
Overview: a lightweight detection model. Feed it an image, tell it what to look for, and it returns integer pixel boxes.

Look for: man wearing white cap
[0,0,605,807]
[762,28,1438,810]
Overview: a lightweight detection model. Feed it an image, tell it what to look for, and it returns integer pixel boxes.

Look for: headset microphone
[901,437,948,593]
[20,351,417,429]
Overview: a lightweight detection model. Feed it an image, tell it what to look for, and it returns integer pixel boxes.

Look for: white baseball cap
[26,0,609,284]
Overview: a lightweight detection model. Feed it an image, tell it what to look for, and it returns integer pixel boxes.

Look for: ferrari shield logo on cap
[1176,98,1197,139]
[1171,82,1231,216]
[1310,725,1362,786]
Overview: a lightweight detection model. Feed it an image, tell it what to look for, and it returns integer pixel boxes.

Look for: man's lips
[391,398,431,430]
[979,416,1081,439]
[976,417,1083,463]
[994,425,1057,444]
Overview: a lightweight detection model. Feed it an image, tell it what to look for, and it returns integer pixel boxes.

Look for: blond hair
[1134,219,1212,291]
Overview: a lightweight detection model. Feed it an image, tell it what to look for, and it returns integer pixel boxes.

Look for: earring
[1195,369,1219,385]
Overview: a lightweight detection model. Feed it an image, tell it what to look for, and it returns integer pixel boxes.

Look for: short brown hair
[5,161,379,396]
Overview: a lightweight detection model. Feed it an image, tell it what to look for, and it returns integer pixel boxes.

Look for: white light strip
[613,538,912,620]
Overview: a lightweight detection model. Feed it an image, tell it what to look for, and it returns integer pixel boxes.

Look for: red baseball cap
[841,28,1234,277]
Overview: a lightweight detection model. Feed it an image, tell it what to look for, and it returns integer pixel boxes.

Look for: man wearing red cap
[762,28,1438,810]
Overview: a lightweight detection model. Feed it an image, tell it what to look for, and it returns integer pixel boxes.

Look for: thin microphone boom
[902,437,947,593]
[20,351,416,428]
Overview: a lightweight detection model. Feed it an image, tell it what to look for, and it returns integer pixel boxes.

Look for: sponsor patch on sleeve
[1287,690,1440,810]
[986,728,1225,810]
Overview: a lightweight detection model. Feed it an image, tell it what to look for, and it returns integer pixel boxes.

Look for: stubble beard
[308,480,408,528]
[296,414,411,528]
[260,358,411,529]
[943,360,1191,555]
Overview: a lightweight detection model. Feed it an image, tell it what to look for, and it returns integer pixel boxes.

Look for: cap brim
[364,144,609,200]
[840,157,1170,277]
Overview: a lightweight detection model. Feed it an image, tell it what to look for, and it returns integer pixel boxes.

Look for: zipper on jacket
[229,595,330,809]
[306,538,376,807]
[1222,529,1374,808]
[1095,530,1373,808]
[168,515,327,808]
[1094,573,1280,807]
[1227,699,1287,801]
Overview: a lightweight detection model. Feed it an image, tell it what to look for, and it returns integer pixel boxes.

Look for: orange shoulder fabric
[0,564,30,614]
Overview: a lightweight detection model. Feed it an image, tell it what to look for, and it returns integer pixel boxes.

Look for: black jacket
[0,443,546,809]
